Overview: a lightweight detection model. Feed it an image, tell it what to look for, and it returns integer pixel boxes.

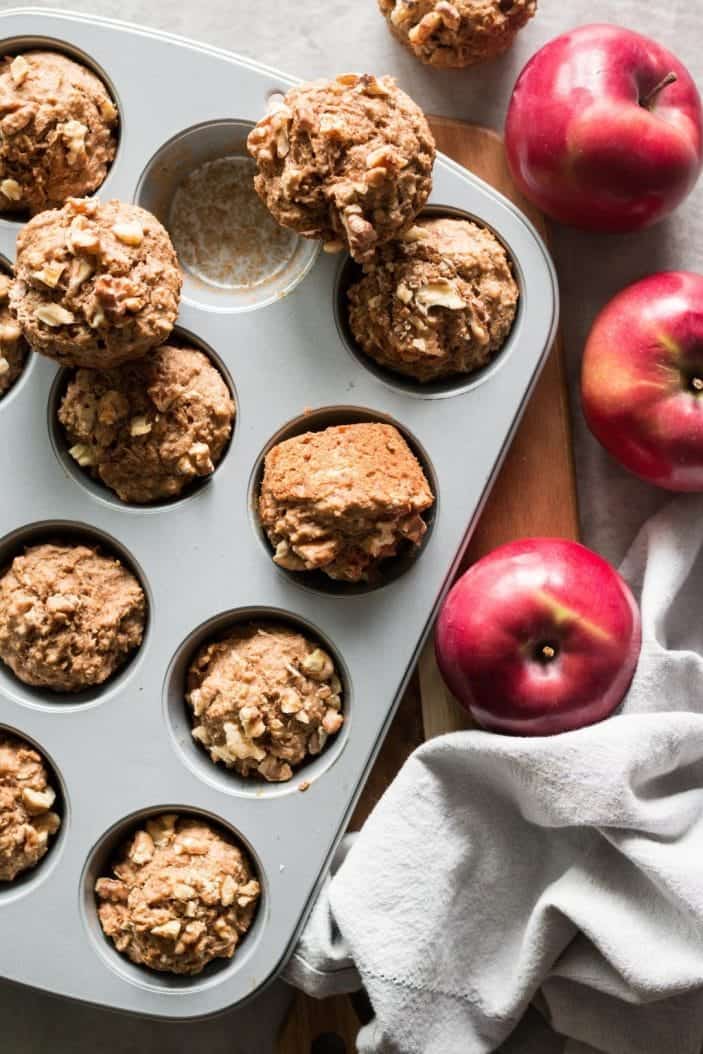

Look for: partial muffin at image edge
[187,622,344,783]
[258,422,435,583]
[10,197,182,369]
[247,73,435,262]
[58,343,235,504]
[94,813,260,975]
[347,215,520,383]
[0,50,118,215]
[377,0,537,68]
[0,542,146,693]
[0,732,61,882]
[0,273,29,399]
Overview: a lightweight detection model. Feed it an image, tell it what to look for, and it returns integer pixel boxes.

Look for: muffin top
[348,216,519,382]
[11,197,181,369]
[58,343,234,503]
[378,0,537,68]
[95,814,260,975]
[188,623,344,782]
[0,542,146,692]
[0,733,61,882]
[259,422,434,582]
[0,51,118,214]
[248,74,435,262]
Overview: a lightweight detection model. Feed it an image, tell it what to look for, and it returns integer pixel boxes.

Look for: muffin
[187,623,344,783]
[58,344,234,504]
[95,814,260,975]
[0,542,146,692]
[0,274,29,398]
[248,74,435,262]
[0,50,118,214]
[0,733,61,882]
[258,422,435,582]
[11,197,182,369]
[378,0,537,68]
[348,217,519,382]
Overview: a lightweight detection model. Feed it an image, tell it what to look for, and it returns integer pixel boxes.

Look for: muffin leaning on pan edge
[248,73,435,262]
[10,197,181,369]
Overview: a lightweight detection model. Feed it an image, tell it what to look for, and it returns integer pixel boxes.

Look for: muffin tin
[0,7,559,1019]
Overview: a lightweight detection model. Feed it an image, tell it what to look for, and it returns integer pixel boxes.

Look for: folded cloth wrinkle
[284,496,703,1053]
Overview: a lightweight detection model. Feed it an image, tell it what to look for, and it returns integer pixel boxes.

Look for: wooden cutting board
[278,118,579,1054]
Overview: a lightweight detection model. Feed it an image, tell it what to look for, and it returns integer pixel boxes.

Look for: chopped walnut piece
[0,178,22,202]
[112,221,144,246]
[10,55,29,86]
[35,304,75,326]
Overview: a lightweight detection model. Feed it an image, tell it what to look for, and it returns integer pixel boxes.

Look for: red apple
[582,271,703,491]
[435,539,641,735]
[505,24,703,232]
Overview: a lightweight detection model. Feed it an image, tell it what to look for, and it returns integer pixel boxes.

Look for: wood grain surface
[278,117,579,1054]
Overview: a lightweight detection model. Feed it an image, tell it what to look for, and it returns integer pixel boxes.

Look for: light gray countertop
[2,1,701,1050]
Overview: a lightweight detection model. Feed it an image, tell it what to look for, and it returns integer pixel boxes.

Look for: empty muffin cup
[136,120,319,311]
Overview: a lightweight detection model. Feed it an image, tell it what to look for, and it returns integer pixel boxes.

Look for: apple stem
[641,72,678,110]
[535,643,558,663]
[693,377,703,393]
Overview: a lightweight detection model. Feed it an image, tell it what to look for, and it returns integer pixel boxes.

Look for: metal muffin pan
[0,7,559,1019]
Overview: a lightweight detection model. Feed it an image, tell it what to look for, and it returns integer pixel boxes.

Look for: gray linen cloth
[285,496,703,1053]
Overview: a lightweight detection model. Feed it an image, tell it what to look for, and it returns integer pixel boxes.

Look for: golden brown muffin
[378,0,537,68]
[259,422,434,582]
[95,814,260,975]
[58,344,234,503]
[0,542,146,692]
[0,733,61,882]
[348,216,519,382]
[11,197,181,369]
[248,74,435,263]
[0,274,28,398]
[188,623,344,782]
[0,51,118,213]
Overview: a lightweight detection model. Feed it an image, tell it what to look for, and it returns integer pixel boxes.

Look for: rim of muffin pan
[248,405,440,597]
[134,118,320,313]
[0,721,69,905]
[0,253,34,407]
[334,204,525,400]
[163,606,352,800]
[0,520,151,711]
[47,326,239,514]
[80,804,266,994]
[0,36,123,226]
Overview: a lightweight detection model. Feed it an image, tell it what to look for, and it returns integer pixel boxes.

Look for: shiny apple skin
[582,271,703,491]
[505,24,703,232]
[435,538,641,735]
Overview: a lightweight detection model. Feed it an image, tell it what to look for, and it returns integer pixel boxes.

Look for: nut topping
[35,304,75,326]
